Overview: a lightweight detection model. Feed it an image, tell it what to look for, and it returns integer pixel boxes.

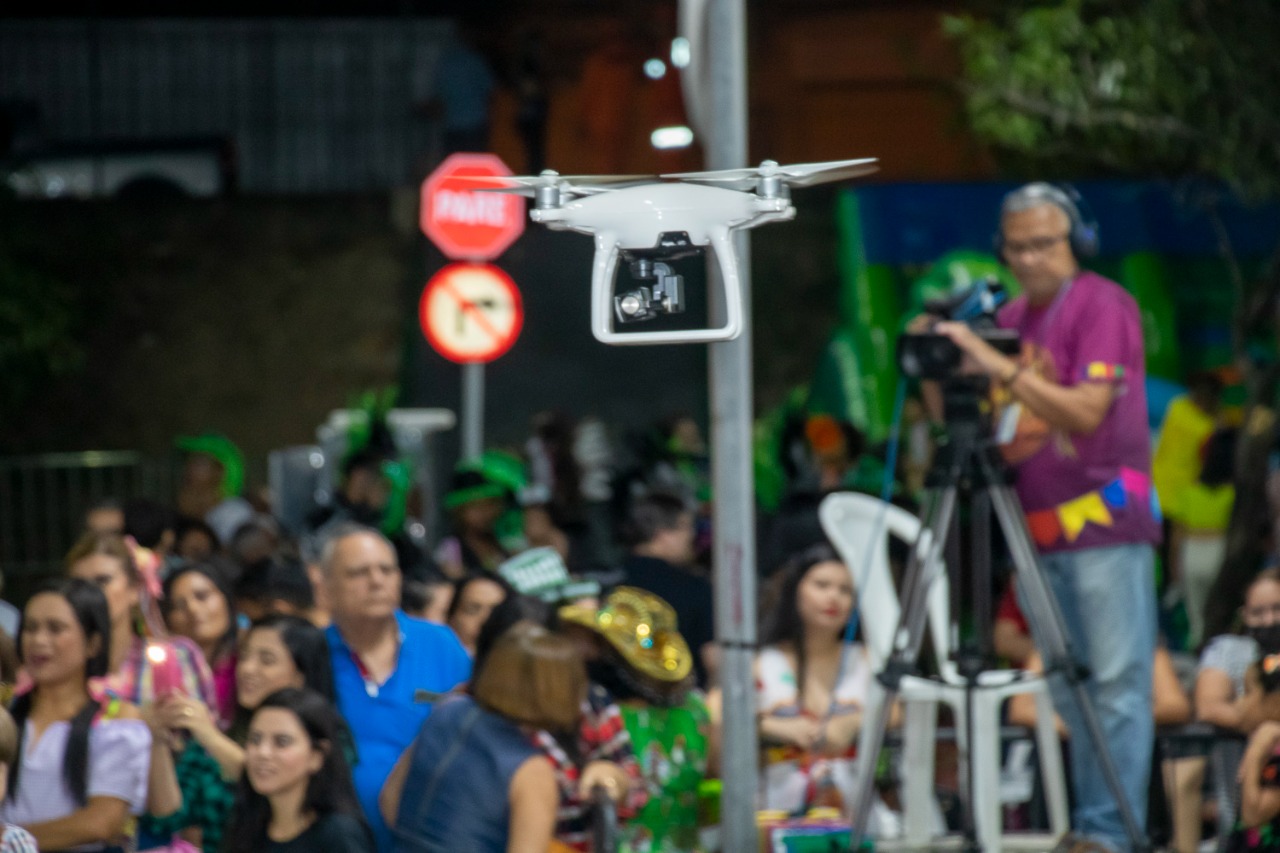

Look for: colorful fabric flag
[1058,492,1113,543]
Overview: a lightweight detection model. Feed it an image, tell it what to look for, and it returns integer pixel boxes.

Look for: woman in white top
[754,544,886,818]
[0,578,151,851]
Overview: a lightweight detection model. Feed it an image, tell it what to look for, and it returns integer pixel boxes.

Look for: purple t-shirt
[997,270,1161,553]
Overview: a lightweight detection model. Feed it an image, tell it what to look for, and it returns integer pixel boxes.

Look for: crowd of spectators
[2,308,1279,853]
[0,413,766,853]
[16,172,1280,853]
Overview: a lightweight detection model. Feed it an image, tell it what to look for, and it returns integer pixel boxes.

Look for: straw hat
[559,586,692,683]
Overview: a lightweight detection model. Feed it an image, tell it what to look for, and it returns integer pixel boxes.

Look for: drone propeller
[661,158,879,190]
[460,170,655,198]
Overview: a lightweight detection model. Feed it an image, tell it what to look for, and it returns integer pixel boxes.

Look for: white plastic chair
[819,492,1069,851]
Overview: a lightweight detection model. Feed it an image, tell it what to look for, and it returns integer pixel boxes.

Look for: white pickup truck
[5,135,236,199]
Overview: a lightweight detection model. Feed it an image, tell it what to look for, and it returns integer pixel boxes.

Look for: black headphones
[993,182,1099,259]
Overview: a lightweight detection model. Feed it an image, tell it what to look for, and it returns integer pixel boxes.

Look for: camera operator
[921,183,1160,853]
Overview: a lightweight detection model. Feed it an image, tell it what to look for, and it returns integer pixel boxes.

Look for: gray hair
[1000,182,1080,223]
[315,520,397,576]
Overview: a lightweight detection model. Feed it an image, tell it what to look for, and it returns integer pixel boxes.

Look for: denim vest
[392,696,539,852]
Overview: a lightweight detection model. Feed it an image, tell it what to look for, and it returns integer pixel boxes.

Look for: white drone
[476,158,878,345]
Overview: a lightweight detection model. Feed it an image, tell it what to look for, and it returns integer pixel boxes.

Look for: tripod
[846,379,1149,852]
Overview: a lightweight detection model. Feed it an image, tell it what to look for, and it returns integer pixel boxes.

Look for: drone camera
[614,258,686,324]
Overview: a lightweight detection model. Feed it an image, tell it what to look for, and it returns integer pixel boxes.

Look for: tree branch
[959,81,1205,142]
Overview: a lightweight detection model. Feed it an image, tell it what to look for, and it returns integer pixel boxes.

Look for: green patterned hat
[497,547,599,603]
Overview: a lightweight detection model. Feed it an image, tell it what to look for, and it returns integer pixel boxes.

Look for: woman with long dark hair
[751,543,890,821]
[143,615,341,852]
[0,578,152,850]
[65,531,215,824]
[222,688,370,852]
[163,561,241,729]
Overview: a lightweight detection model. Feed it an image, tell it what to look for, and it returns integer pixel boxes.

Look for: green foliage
[943,0,1280,200]
[0,243,83,412]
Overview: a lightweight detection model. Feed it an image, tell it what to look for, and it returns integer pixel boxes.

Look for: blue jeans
[1022,543,1157,853]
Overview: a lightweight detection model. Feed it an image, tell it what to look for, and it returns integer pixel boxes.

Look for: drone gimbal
[614,256,686,324]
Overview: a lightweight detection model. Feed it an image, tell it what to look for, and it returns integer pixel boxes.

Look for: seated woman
[381,622,578,852]
[143,614,341,852]
[1170,567,1280,853]
[744,544,896,827]
[1199,568,1280,733]
[222,687,372,852]
[1224,655,1280,851]
[0,578,152,851]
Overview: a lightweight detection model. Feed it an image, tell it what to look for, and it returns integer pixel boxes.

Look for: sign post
[420,154,526,459]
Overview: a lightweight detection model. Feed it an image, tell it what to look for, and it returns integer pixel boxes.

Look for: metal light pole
[698,0,758,849]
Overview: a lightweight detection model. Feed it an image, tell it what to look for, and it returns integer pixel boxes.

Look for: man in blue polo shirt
[321,522,471,851]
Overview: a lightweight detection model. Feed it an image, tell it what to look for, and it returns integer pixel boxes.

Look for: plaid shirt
[533,684,644,852]
[138,740,235,853]
[106,636,220,713]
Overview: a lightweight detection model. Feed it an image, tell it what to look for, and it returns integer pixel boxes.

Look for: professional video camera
[897,277,1021,381]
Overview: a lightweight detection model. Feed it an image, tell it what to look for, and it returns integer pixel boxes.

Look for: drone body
[533,182,795,344]
[477,158,877,345]
[530,181,794,247]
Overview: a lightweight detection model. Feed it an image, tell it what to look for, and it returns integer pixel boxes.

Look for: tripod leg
[987,481,1151,853]
[849,486,958,846]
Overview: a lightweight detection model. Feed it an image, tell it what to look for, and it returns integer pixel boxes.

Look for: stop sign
[420,153,526,261]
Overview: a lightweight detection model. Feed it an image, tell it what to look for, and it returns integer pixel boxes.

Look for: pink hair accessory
[124,535,168,638]
[124,536,164,602]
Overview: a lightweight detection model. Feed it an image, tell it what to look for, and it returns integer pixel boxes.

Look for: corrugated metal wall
[0,18,453,192]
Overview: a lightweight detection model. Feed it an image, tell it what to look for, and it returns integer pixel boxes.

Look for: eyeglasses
[1002,234,1070,257]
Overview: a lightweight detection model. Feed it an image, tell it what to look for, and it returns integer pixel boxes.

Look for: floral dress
[619,694,710,853]
[756,643,870,814]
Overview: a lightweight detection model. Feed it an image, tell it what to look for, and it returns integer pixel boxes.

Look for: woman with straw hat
[560,587,712,853]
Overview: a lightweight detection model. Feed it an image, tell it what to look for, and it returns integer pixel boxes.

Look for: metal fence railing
[0,451,173,603]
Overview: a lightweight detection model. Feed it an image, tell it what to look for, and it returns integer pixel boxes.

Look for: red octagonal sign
[420,153,525,261]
